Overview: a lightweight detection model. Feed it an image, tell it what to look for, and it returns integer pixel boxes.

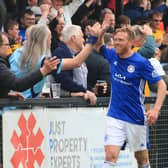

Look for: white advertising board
[3,107,137,168]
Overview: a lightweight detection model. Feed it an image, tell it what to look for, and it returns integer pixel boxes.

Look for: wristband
[87,35,98,44]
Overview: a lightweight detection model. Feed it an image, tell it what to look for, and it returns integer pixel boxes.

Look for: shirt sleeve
[100,45,116,63]
[140,58,161,84]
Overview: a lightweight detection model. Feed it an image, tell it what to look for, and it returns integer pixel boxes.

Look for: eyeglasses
[153,19,162,22]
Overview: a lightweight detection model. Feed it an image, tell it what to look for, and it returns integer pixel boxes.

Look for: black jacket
[0,56,43,98]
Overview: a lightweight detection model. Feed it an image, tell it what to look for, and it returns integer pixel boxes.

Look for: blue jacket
[52,42,86,92]
[9,47,46,98]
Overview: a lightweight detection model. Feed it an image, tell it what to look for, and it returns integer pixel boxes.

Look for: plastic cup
[51,83,61,98]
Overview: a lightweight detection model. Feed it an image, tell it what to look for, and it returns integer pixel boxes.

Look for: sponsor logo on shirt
[115,73,126,80]
[113,73,132,85]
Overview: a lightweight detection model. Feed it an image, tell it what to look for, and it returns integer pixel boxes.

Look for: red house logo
[10,112,44,167]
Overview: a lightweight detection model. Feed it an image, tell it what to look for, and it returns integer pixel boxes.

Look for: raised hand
[40,4,50,18]
[141,24,153,36]
[95,23,110,50]
[56,7,64,18]
[87,22,101,37]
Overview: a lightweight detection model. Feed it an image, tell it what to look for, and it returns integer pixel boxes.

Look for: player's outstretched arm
[146,79,167,125]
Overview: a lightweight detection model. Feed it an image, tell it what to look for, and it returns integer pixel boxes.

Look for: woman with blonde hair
[9,24,52,98]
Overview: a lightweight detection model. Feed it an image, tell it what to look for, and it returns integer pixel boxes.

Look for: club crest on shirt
[127,65,135,73]
[113,61,118,66]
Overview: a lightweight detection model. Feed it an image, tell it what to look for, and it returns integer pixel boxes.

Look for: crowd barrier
[0,97,167,168]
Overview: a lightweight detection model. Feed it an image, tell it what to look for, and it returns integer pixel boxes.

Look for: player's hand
[146,109,160,125]
[87,22,101,37]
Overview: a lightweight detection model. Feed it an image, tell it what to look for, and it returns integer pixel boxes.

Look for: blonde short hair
[114,26,135,40]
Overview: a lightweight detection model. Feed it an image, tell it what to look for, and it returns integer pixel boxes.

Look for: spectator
[9,24,54,98]
[49,16,65,52]
[100,8,115,33]
[115,14,131,29]
[38,3,64,52]
[19,9,36,42]
[29,6,42,24]
[149,11,164,47]
[86,47,111,97]
[132,24,155,58]
[4,20,22,53]
[52,24,97,105]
